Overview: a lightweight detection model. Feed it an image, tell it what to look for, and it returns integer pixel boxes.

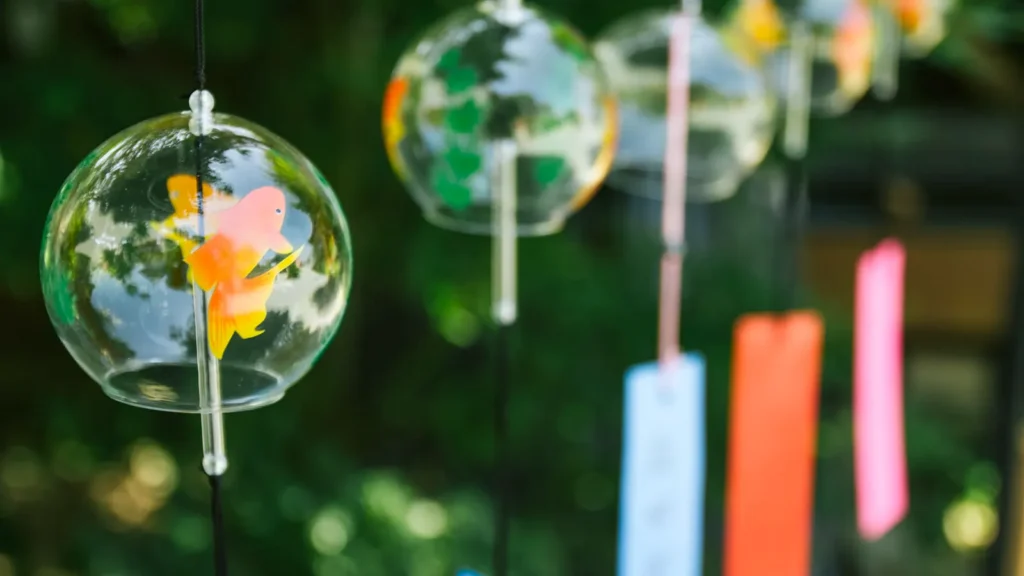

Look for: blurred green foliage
[0,0,1019,574]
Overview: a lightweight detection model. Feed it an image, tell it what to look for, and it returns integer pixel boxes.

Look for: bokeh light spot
[943,498,998,552]
[171,514,210,552]
[129,440,178,496]
[405,499,448,539]
[310,507,351,555]
[1,446,43,504]
[361,474,410,523]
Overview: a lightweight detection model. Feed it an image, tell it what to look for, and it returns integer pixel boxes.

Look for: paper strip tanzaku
[854,238,908,540]
[724,311,824,576]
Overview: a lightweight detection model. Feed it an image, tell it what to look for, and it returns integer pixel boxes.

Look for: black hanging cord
[777,153,808,311]
[989,186,1024,575]
[493,324,511,576]
[208,473,229,576]
[192,0,226,574]
[194,0,206,92]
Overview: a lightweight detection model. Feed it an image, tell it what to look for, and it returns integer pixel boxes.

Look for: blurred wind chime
[603,0,708,574]
[597,0,912,571]
[872,0,955,98]
[381,0,617,572]
[40,0,353,573]
[718,0,910,572]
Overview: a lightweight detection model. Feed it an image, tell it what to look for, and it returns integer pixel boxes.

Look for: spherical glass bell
[891,0,952,56]
[382,1,617,236]
[40,92,353,413]
[755,0,875,116]
[593,9,777,202]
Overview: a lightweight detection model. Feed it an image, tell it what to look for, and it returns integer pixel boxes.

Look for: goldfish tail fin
[206,288,235,360]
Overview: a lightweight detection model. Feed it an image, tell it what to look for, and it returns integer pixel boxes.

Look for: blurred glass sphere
[41,100,353,413]
[891,0,952,56]
[383,1,617,236]
[756,0,875,116]
[594,9,776,202]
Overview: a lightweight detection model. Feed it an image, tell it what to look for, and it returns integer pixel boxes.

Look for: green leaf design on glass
[431,164,473,210]
[438,48,462,72]
[533,156,567,186]
[444,99,482,134]
[445,66,478,94]
[551,24,589,63]
[444,145,482,180]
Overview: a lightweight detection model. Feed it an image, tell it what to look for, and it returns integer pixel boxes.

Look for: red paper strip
[724,311,824,576]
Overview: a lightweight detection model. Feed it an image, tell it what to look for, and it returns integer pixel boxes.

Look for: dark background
[2,0,1024,574]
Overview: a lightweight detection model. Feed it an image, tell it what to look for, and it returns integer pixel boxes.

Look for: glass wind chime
[612,0,709,573]
[39,1,353,572]
[382,0,617,574]
[596,0,902,574]
[872,0,955,98]
[593,4,777,203]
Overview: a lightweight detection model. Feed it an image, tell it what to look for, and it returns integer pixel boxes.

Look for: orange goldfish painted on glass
[895,0,925,34]
[382,77,409,181]
[153,175,303,359]
[832,0,874,100]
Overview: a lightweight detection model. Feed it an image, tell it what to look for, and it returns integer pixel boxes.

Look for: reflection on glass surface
[760,0,875,116]
[383,1,617,236]
[594,10,777,202]
[40,112,353,413]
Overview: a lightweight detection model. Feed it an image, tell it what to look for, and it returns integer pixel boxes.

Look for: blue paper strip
[617,354,705,576]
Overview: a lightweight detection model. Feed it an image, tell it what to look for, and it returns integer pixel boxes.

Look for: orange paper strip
[724,311,824,576]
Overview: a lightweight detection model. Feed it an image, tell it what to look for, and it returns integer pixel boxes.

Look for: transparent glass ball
[761,0,875,116]
[382,1,617,236]
[593,10,777,202]
[892,0,952,57]
[40,102,353,413]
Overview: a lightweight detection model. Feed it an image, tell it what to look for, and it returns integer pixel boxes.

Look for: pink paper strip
[854,238,908,541]
[657,13,692,365]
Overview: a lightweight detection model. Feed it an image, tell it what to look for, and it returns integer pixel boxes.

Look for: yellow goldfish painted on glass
[184,185,302,359]
[151,174,237,260]
[737,0,785,52]
[832,0,874,100]
[382,77,409,182]
[723,0,785,66]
